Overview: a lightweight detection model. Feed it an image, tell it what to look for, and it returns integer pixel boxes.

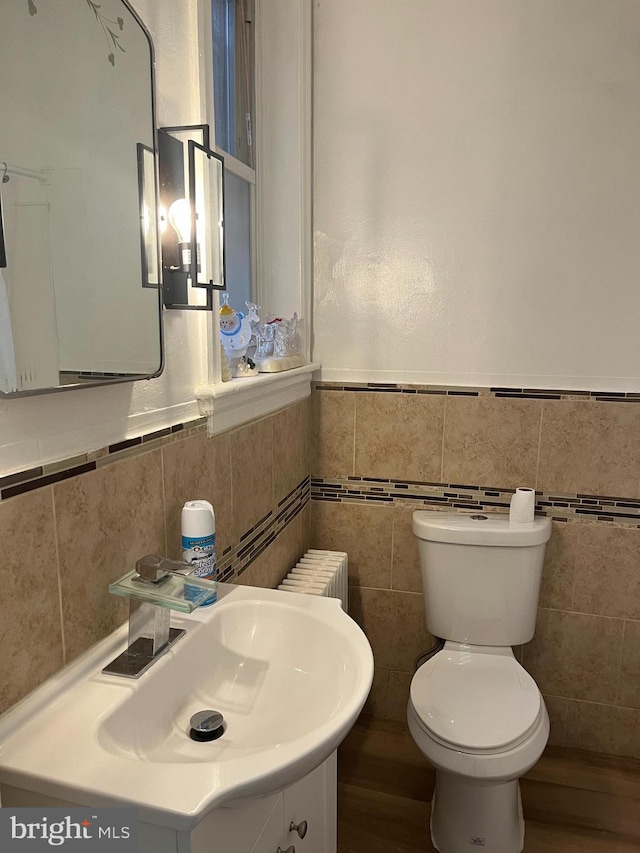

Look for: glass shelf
[109,569,217,613]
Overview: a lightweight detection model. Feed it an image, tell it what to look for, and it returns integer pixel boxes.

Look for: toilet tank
[412,511,552,646]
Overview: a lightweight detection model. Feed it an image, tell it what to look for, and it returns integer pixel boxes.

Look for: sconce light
[157,125,226,311]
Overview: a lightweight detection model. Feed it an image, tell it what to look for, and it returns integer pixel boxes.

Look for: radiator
[278,549,348,611]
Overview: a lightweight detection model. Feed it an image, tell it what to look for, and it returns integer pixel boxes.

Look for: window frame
[196,0,314,433]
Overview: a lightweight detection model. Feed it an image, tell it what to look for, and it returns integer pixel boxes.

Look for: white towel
[0,268,17,392]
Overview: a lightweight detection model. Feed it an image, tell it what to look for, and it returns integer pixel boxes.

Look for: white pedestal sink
[0,582,373,847]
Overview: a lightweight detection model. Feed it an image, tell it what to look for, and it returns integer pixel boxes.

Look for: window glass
[211,0,254,167]
[224,170,252,309]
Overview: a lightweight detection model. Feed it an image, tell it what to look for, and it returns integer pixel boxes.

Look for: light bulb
[168,198,192,271]
[168,198,191,243]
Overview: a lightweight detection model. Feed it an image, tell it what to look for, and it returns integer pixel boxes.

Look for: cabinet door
[249,795,285,853]
[283,754,337,853]
[186,791,283,853]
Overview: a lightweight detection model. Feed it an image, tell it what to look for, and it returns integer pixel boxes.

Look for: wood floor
[337,716,640,852]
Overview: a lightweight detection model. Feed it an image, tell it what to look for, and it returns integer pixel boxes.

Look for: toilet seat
[410,649,541,754]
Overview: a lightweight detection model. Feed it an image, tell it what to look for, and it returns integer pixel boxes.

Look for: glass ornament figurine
[219,295,259,377]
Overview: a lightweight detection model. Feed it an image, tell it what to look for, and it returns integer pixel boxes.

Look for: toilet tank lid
[412,511,551,546]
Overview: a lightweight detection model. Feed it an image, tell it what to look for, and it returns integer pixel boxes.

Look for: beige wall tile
[266,508,309,588]
[162,430,233,560]
[0,489,64,713]
[392,505,422,593]
[349,587,433,672]
[543,694,569,747]
[566,700,640,760]
[231,417,274,540]
[538,401,640,497]
[363,668,390,717]
[236,547,275,590]
[386,670,413,723]
[574,524,640,619]
[523,608,625,704]
[618,620,640,709]
[54,451,166,662]
[300,397,311,484]
[272,401,310,503]
[539,521,579,610]
[311,389,355,478]
[442,396,542,489]
[354,392,444,481]
[311,500,392,588]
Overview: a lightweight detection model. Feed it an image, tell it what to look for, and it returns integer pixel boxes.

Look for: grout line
[535,401,545,490]
[389,506,396,591]
[440,397,447,483]
[351,393,357,477]
[569,520,580,613]
[614,620,627,708]
[160,447,168,558]
[50,486,66,665]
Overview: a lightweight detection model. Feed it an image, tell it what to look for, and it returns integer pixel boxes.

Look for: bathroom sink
[0,584,373,830]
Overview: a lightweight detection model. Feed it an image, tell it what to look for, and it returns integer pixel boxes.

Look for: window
[197,0,314,433]
[211,0,256,309]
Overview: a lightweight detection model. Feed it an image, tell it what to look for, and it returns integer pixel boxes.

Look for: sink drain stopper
[189,710,224,742]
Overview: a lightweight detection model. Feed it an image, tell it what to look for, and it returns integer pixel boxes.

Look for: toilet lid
[410,650,541,753]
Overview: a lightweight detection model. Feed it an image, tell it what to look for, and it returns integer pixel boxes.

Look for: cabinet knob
[289,820,308,839]
[276,847,295,853]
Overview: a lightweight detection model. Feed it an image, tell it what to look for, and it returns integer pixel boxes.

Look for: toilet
[408,511,552,853]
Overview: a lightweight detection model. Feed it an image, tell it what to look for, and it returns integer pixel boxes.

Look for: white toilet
[408,511,552,853]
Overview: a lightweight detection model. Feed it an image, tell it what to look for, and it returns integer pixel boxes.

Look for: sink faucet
[103,554,205,679]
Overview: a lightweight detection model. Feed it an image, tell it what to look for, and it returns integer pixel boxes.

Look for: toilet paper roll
[509,487,535,524]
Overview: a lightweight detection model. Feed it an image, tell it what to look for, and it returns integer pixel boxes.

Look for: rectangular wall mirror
[0,0,163,396]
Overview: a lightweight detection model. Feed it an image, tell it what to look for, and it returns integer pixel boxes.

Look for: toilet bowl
[407,644,549,853]
[409,511,552,853]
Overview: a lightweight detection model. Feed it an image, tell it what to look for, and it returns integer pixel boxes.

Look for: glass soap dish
[109,569,217,613]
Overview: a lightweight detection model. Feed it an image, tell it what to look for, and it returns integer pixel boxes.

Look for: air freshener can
[181,500,217,605]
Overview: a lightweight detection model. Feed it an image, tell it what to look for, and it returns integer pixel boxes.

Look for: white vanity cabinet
[1,753,337,853]
[186,753,336,853]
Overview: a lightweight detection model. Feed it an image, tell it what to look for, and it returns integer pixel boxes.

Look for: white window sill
[196,362,321,435]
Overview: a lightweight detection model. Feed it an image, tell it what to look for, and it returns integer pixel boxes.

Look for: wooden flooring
[337,716,640,852]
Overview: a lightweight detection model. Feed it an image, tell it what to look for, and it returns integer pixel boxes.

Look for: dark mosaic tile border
[311,477,640,526]
[224,477,310,582]
[0,418,207,502]
[314,382,640,402]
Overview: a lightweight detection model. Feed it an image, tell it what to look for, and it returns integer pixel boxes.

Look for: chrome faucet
[103,554,207,679]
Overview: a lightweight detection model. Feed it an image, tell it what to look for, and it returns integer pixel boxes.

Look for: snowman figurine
[219,294,256,375]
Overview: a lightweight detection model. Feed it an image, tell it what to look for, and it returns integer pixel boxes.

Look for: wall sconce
[157,125,225,310]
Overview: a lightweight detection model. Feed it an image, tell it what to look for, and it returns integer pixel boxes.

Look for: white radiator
[278,549,348,611]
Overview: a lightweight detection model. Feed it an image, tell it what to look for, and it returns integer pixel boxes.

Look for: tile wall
[310,383,640,760]
[0,399,311,715]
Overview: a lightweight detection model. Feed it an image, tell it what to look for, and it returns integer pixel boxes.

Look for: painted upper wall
[313,0,640,390]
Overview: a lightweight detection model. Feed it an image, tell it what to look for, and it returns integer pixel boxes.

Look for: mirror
[0,0,162,396]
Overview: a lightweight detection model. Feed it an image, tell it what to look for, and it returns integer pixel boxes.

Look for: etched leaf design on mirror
[85,0,126,66]
[27,0,37,15]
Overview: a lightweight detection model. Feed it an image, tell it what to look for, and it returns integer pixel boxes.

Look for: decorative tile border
[0,418,207,501]
[311,477,640,526]
[228,477,310,582]
[314,382,640,402]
